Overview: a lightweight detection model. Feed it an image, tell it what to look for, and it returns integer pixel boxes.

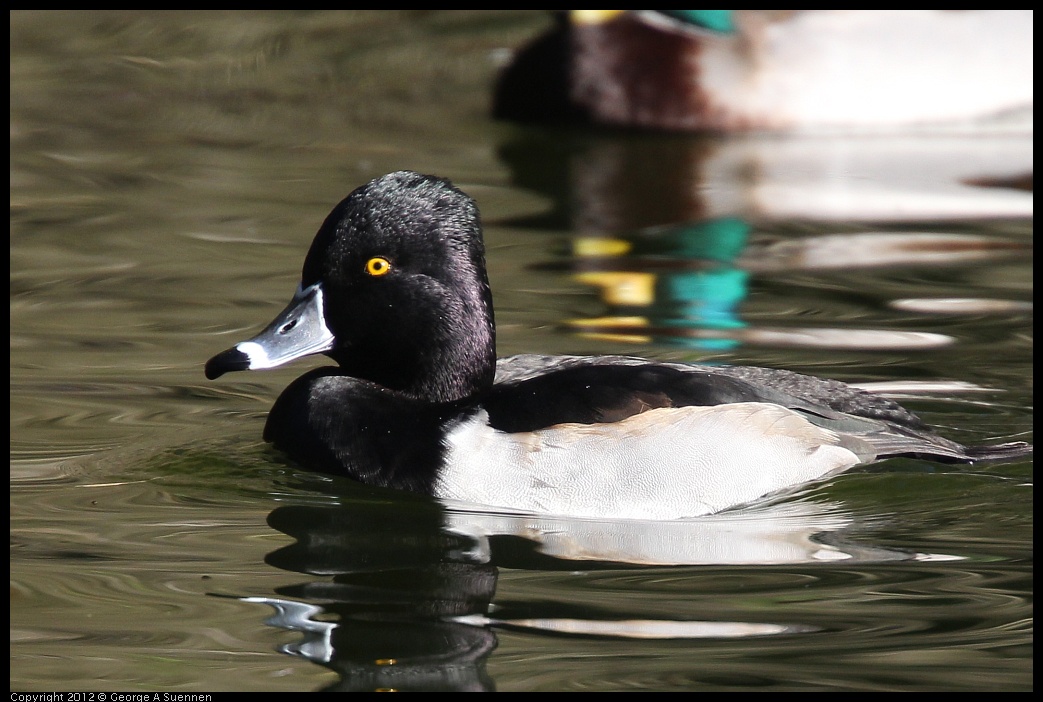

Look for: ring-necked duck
[206,171,1031,520]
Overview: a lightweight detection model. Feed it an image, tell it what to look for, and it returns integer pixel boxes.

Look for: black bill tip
[205,347,251,380]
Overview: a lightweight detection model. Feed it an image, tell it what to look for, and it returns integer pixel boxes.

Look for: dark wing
[488,355,1032,464]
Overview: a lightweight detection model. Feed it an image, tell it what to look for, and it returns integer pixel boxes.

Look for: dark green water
[11,11,1032,691]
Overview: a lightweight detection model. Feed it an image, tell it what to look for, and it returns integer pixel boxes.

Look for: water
[10,11,1032,691]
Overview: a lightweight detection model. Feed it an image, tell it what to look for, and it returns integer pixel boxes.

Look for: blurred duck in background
[494,11,1033,351]
[494,10,1033,133]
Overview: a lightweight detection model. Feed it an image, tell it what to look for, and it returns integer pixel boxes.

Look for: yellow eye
[365,256,392,276]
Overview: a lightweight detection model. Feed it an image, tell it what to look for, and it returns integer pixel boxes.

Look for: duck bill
[205,283,335,380]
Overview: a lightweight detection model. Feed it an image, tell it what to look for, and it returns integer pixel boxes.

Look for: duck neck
[411,301,497,403]
[395,231,498,404]
[333,279,497,404]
